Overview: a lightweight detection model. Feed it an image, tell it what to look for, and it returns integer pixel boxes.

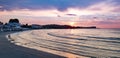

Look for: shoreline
[6,29,120,58]
[7,30,90,58]
[0,31,65,58]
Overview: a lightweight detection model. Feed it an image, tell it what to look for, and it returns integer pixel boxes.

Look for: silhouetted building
[4,18,22,31]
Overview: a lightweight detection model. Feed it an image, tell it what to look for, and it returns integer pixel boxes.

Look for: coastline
[0,31,65,58]
[8,30,88,58]
[7,29,120,58]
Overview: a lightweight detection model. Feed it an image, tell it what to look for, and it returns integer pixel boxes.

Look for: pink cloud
[112,7,120,12]
[0,0,120,28]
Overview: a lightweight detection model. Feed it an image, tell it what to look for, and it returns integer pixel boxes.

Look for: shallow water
[9,29,120,58]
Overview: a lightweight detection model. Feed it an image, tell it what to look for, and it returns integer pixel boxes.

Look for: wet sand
[9,29,120,58]
[0,31,65,58]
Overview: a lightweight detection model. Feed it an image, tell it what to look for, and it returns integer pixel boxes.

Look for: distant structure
[0,21,3,25]
[41,24,96,29]
[3,18,22,31]
[0,18,97,32]
[31,24,42,29]
[0,21,3,31]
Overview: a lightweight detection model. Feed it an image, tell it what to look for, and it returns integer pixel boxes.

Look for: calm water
[9,29,120,58]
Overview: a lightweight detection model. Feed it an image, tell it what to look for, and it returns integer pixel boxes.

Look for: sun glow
[69,22,75,26]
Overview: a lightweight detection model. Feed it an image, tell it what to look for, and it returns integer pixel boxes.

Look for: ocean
[9,29,120,58]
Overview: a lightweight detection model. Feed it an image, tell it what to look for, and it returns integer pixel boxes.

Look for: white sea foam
[9,29,120,58]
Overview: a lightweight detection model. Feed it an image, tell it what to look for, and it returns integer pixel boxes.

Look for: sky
[0,0,120,28]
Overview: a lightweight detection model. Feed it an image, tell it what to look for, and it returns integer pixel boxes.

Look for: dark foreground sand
[0,31,66,58]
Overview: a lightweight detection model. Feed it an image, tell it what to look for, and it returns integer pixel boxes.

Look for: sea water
[9,29,120,58]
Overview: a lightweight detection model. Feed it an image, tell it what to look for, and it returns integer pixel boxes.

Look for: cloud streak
[0,0,120,28]
[0,0,109,11]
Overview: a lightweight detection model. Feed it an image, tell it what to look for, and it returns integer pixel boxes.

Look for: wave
[9,29,120,58]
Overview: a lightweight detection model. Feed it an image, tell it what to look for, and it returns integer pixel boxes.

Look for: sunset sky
[0,0,120,28]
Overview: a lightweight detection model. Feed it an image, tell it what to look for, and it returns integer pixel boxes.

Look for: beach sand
[0,31,66,58]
